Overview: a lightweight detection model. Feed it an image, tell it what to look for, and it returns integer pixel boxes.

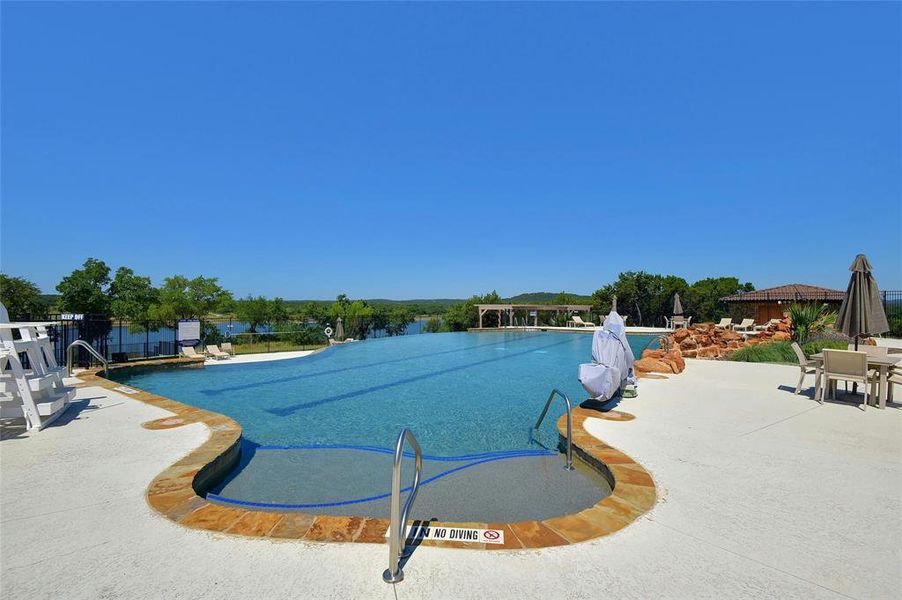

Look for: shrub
[801,339,848,356]
[729,341,797,364]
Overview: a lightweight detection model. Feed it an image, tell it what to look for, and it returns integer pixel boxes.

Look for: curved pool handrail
[66,340,108,377]
[383,427,422,585]
[534,388,574,471]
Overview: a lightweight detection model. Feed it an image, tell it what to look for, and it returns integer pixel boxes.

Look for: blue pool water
[114,331,655,519]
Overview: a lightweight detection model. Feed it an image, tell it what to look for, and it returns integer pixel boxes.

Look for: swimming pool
[115,331,656,521]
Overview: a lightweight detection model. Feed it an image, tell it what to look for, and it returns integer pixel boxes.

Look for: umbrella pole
[852,336,859,394]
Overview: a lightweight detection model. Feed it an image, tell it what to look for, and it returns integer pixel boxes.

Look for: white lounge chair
[205,344,230,360]
[715,318,733,329]
[181,346,205,360]
[732,318,755,331]
[754,318,782,331]
[568,315,594,328]
[221,342,235,355]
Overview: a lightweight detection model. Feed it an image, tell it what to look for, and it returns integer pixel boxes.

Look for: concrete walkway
[1,360,899,599]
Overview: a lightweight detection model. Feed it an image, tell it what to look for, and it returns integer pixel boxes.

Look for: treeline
[424,273,755,331]
[0,259,414,340]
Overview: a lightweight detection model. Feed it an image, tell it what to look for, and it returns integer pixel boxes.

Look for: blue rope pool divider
[206,444,557,510]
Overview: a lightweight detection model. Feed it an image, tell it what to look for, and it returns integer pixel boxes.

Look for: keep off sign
[387,525,505,545]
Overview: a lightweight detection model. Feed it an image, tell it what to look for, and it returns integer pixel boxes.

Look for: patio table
[810,352,899,409]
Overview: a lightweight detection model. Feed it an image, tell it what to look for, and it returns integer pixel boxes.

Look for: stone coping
[79,358,657,550]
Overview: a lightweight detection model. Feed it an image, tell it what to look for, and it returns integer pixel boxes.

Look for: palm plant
[787,303,834,343]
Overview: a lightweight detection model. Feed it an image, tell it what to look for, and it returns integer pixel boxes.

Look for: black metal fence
[883,290,902,336]
[11,314,427,368]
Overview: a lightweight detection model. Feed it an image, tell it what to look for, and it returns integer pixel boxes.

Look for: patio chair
[754,318,782,331]
[221,342,235,355]
[888,368,900,402]
[205,344,231,360]
[181,346,204,359]
[821,349,877,410]
[671,316,691,329]
[715,318,733,329]
[791,342,819,395]
[732,318,755,332]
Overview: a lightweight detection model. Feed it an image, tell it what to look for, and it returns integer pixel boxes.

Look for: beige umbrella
[335,317,345,341]
[673,293,683,316]
[611,295,617,313]
[835,254,889,349]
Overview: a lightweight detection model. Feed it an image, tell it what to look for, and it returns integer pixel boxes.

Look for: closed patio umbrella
[611,295,617,313]
[673,293,683,316]
[335,316,345,341]
[835,254,889,349]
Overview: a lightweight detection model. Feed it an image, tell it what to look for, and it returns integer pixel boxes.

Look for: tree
[0,274,46,317]
[150,275,232,320]
[590,272,689,326]
[269,297,291,328]
[109,267,158,322]
[686,277,754,322]
[443,291,502,331]
[331,297,375,339]
[384,306,414,336]
[235,295,272,333]
[56,258,112,314]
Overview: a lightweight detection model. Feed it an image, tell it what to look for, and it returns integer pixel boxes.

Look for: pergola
[475,304,592,328]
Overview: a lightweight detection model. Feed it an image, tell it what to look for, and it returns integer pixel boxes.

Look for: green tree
[269,298,291,328]
[0,274,46,317]
[235,295,272,333]
[150,275,232,320]
[384,306,414,336]
[443,291,502,331]
[590,272,689,326]
[109,267,158,322]
[686,277,754,322]
[56,258,112,314]
[331,297,375,339]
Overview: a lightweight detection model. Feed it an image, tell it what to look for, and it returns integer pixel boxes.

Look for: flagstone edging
[79,359,657,550]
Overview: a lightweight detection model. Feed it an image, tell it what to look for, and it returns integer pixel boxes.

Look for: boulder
[664,350,685,373]
[673,328,691,342]
[772,332,791,342]
[634,357,675,374]
[642,348,666,359]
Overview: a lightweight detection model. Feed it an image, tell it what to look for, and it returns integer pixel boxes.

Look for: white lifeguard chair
[0,303,75,430]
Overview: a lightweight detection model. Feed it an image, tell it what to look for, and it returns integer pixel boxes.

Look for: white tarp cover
[578,311,637,401]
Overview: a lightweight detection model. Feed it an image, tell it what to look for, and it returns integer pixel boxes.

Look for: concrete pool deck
[1,360,900,599]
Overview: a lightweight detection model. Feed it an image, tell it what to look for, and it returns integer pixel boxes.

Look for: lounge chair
[181,346,205,360]
[791,342,819,395]
[820,349,877,410]
[205,344,230,360]
[754,318,782,331]
[732,318,755,332]
[221,342,235,356]
[715,318,733,329]
[568,315,594,328]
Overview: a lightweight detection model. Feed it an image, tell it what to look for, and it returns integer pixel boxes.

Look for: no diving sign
[386,525,505,545]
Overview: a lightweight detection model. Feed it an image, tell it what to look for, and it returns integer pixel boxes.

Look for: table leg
[879,366,887,410]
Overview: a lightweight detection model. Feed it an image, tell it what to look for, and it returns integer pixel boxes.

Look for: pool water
[115,331,655,520]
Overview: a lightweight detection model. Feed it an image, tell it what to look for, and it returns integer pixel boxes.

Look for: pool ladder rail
[533,388,574,471]
[66,340,109,377]
[383,427,423,584]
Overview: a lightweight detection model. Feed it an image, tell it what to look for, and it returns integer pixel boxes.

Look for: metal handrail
[534,388,574,471]
[66,340,109,377]
[383,427,423,584]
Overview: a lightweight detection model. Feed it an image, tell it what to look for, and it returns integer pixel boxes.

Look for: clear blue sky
[2,2,900,299]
